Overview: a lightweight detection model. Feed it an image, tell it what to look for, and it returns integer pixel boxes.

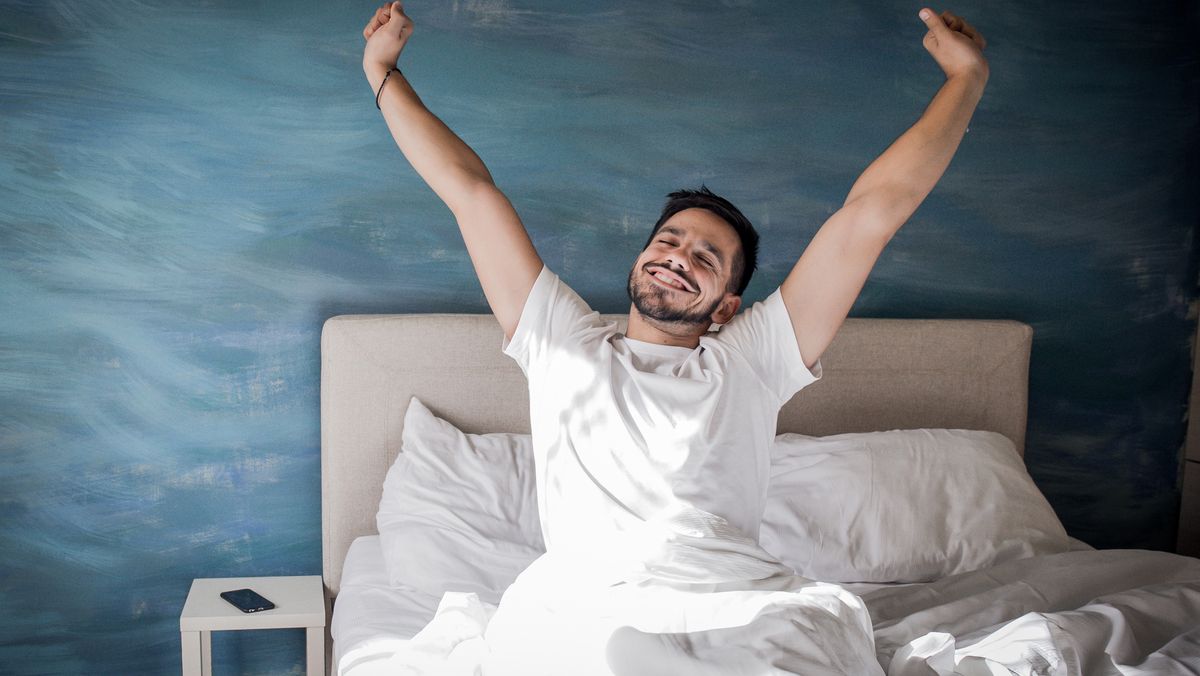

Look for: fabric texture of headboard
[320,314,1032,596]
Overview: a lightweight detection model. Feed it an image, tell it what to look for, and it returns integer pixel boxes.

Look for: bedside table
[180,575,326,676]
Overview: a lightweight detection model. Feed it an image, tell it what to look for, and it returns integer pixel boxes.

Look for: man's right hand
[918,8,988,83]
[363,1,413,73]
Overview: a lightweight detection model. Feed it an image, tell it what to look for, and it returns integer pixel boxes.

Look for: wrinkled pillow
[376,396,543,604]
[758,429,1071,583]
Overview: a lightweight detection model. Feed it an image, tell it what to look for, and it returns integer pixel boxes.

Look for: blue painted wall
[2,0,1197,672]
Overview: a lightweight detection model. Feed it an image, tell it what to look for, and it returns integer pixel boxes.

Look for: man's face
[627,208,742,327]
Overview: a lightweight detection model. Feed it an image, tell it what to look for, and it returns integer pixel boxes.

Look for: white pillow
[758,429,1071,583]
[376,411,1070,594]
[376,397,543,604]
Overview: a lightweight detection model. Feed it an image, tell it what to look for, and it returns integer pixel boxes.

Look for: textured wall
[2,0,1197,673]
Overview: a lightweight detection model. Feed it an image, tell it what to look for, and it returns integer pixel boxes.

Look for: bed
[320,312,1200,675]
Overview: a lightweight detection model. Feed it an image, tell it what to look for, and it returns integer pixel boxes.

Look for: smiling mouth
[647,266,695,293]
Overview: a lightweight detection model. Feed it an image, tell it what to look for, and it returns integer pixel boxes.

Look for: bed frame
[321,312,1032,603]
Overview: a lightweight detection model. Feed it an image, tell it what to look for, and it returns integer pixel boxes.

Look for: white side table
[180,575,326,676]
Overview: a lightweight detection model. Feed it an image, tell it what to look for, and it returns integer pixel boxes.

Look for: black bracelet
[376,67,401,110]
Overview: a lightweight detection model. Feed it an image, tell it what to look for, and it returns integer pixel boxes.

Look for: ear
[710,293,742,325]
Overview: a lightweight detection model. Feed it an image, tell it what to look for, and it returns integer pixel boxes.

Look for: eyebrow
[659,225,726,267]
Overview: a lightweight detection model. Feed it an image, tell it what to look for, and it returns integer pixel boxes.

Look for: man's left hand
[918,8,988,82]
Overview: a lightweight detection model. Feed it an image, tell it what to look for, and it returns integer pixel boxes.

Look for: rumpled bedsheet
[868,548,1200,675]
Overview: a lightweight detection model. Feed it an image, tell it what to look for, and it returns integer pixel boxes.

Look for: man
[363,4,988,673]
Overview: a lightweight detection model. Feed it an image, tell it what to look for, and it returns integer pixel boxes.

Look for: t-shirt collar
[620,334,702,357]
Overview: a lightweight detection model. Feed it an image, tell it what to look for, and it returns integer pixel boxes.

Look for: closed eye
[657,239,714,269]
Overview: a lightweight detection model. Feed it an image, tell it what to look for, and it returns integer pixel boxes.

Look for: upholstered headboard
[320,314,1032,596]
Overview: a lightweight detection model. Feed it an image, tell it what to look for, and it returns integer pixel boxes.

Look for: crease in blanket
[887,618,1079,676]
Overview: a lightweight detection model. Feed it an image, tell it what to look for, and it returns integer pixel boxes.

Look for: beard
[627,264,723,327]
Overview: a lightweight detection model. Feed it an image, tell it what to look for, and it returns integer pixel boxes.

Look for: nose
[663,249,690,272]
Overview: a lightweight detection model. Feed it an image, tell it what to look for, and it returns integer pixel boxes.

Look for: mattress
[332,536,443,673]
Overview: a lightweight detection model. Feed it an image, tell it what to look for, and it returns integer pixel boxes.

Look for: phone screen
[220,588,276,613]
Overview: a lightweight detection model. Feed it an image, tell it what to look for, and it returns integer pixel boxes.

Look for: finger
[364,8,388,38]
[389,2,407,35]
[919,7,952,37]
[941,11,963,33]
[958,19,986,49]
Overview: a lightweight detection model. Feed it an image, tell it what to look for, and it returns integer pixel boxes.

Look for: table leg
[201,630,212,676]
[181,631,201,676]
[306,626,325,676]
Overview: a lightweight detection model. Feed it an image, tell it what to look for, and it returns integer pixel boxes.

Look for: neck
[625,304,707,348]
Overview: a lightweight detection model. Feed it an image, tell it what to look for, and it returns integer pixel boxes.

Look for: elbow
[844,189,912,244]
[449,181,529,244]
[447,175,500,219]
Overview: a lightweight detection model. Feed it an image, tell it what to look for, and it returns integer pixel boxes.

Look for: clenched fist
[363,1,414,72]
[918,7,988,82]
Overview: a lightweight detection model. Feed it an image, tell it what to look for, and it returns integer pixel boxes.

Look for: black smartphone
[220,588,276,613]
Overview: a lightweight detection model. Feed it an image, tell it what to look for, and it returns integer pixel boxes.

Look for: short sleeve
[713,287,823,404]
[501,264,610,376]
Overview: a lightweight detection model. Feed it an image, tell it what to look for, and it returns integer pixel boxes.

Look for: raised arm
[363,2,542,340]
[779,7,989,370]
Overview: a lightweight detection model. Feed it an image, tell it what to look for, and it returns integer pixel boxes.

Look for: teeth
[654,271,685,290]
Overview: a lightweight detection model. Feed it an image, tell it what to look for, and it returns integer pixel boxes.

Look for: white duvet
[337,536,1200,676]
[351,505,885,675]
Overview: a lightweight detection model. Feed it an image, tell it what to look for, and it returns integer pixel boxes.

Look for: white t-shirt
[502,265,822,558]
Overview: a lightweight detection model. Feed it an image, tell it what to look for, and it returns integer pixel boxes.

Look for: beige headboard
[321,314,1032,596]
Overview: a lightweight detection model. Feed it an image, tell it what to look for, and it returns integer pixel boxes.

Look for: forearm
[365,62,495,215]
[843,71,987,229]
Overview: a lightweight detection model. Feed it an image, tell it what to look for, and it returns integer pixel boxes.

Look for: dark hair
[642,184,759,296]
